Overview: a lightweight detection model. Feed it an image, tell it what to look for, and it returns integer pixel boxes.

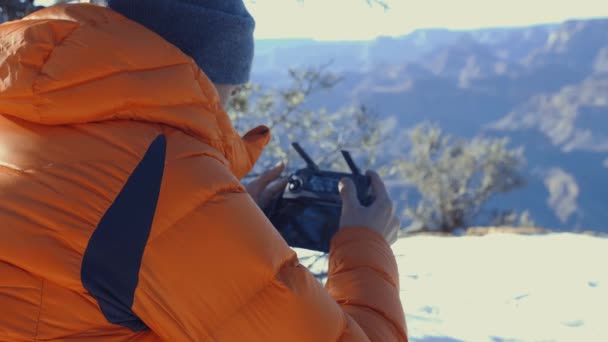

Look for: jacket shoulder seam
[31,21,80,120]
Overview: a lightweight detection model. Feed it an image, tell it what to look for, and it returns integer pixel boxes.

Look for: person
[0,0,407,341]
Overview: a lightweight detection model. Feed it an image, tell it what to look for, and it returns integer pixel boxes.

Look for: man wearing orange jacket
[0,1,407,341]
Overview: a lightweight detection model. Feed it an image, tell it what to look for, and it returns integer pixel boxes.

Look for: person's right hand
[338,170,400,245]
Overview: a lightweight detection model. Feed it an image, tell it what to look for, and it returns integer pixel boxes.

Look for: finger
[387,229,396,245]
[390,215,401,232]
[266,177,289,195]
[258,177,288,208]
[246,181,263,198]
[339,178,361,209]
[388,216,400,243]
[390,230,399,245]
[250,161,285,191]
[366,170,389,201]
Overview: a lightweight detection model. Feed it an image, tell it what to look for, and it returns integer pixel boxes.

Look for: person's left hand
[246,161,288,210]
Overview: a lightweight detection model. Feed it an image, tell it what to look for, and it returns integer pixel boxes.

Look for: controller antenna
[292,143,319,172]
[341,150,361,176]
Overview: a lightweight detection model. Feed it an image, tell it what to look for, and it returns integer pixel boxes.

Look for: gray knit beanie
[108,0,255,85]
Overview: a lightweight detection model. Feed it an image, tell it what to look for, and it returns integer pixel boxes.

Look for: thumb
[339,178,359,209]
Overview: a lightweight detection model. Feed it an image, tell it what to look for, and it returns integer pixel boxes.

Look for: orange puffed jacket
[0,4,407,341]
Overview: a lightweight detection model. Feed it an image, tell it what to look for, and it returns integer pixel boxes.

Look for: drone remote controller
[265,143,373,252]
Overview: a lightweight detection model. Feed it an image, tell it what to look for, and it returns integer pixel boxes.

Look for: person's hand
[338,170,400,245]
[246,161,288,210]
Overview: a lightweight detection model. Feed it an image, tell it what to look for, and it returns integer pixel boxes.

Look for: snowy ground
[297,233,608,342]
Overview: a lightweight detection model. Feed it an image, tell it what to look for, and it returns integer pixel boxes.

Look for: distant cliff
[251,18,608,232]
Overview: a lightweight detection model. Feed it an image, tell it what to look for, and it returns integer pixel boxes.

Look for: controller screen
[309,176,340,194]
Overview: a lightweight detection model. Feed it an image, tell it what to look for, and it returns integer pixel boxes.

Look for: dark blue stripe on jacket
[81,135,166,331]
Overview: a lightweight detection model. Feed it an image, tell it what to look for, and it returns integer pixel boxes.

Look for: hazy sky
[245,0,608,40]
[35,0,608,41]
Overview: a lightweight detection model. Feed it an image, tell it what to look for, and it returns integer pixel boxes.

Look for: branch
[268,64,342,130]
[366,0,389,10]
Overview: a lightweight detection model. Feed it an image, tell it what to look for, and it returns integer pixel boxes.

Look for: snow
[296,233,608,342]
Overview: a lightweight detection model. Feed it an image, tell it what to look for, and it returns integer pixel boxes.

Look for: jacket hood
[0,3,269,178]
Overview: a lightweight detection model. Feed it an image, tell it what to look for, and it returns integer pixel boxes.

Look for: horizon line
[253,15,608,42]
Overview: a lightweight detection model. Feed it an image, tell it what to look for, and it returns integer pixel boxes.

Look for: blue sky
[245,0,608,40]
